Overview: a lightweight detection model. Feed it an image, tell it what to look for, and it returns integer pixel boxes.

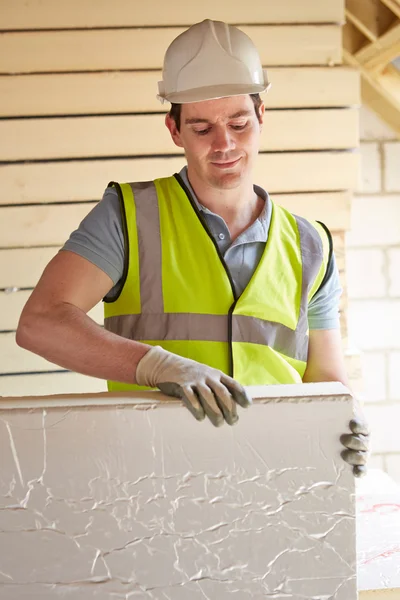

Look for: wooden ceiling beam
[346,0,395,39]
[345,0,400,136]
[345,8,378,42]
[343,48,400,136]
[380,0,400,20]
[355,22,400,71]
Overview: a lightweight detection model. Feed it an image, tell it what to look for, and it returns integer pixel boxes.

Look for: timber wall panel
[0,0,346,28]
[1,109,359,161]
[0,0,359,393]
[0,193,352,251]
[0,68,360,117]
[0,153,359,206]
[0,26,342,73]
[0,291,103,332]
[0,372,106,396]
[0,248,60,288]
[0,204,96,247]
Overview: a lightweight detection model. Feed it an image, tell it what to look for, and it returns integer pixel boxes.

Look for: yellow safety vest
[104,174,331,391]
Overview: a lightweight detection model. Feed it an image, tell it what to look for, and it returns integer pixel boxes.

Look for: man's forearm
[16,302,150,385]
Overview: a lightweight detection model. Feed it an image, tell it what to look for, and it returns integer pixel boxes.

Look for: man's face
[166,95,264,190]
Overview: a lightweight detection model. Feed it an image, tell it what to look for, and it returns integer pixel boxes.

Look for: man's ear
[165,113,184,148]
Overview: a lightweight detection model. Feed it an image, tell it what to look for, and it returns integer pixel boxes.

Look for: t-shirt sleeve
[307,251,342,330]
[62,187,125,297]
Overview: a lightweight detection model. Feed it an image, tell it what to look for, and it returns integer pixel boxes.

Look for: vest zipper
[174,173,238,377]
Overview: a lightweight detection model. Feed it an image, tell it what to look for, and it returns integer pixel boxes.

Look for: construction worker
[16,20,369,475]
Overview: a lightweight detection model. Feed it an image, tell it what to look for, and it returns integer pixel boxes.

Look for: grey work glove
[340,418,370,478]
[135,346,252,427]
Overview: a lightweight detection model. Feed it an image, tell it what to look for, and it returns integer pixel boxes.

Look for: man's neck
[187,167,265,240]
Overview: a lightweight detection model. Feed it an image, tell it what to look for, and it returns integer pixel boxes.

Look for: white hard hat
[157,19,271,104]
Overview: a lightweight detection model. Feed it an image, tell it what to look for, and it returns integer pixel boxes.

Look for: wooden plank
[0,0,345,29]
[343,20,369,55]
[0,371,106,396]
[1,109,359,161]
[0,332,63,373]
[1,344,358,389]
[0,26,342,74]
[344,50,400,137]
[346,0,396,40]
[0,247,59,288]
[345,9,377,44]
[0,152,360,207]
[1,198,351,330]
[380,0,400,20]
[355,23,400,72]
[0,290,103,331]
[0,68,361,117]
[0,190,353,249]
[344,350,363,395]
[274,191,352,230]
[0,291,30,330]
[332,230,348,344]
[0,203,96,247]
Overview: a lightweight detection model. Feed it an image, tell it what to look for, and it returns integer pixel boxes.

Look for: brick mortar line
[353,191,400,196]
[384,348,390,405]
[379,140,385,194]
[348,297,400,302]
[360,139,398,143]
[347,244,400,250]
[382,454,388,472]
[371,451,400,457]
[363,401,400,407]
[383,247,390,299]
[359,349,400,355]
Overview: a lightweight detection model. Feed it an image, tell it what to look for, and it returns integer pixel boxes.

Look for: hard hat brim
[159,82,271,104]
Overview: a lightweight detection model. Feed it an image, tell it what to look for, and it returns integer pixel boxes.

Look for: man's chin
[208,169,244,189]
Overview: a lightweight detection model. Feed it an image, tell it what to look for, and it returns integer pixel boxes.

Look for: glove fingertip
[350,418,370,436]
[223,382,252,408]
[353,465,367,478]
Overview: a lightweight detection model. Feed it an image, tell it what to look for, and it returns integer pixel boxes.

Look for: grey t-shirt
[63,167,342,329]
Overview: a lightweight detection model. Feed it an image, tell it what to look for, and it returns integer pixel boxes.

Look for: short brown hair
[169,93,263,131]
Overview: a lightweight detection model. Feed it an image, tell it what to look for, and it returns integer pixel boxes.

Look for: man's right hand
[135,346,252,427]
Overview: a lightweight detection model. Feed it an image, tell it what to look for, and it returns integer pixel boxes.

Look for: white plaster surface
[356,470,400,593]
[0,385,356,599]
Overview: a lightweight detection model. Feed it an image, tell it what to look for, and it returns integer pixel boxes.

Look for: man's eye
[231,123,247,130]
[194,129,210,136]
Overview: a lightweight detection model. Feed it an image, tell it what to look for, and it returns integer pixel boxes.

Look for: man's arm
[302,328,349,386]
[16,250,150,384]
[16,249,250,426]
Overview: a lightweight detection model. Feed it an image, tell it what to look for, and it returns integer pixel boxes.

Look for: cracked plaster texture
[0,383,356,599]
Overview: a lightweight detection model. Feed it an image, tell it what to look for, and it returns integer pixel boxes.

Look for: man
[17,20,369,474]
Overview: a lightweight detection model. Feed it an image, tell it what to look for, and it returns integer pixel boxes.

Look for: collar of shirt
[178,166,272,244]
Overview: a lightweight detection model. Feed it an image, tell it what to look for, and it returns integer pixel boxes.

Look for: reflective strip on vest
[105,180,325,365]
[133,181,164,313]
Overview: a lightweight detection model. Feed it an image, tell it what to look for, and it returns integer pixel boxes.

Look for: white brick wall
[358,143,381,193]
[362,404,400,454]
[360,351,386,402]
[384,142,400,192]
[388,248,400,296]
[359,106,397,141]
[346,195,400,247]
[348,300,400,350]
[347,106,400,484]
[388,351,400,401]
[346,248,386,298]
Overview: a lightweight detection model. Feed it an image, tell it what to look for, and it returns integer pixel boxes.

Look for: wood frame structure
[344,0,400,136]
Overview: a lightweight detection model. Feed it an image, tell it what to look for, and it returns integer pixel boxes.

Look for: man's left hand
[340,418,370,477]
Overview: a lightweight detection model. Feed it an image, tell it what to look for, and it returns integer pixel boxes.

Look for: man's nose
[212,126,235,153]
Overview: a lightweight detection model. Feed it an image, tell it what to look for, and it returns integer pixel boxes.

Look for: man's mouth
[210,158,241,169]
